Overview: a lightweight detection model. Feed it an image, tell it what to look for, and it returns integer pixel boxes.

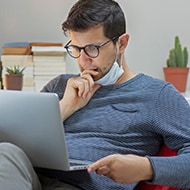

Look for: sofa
[135,145,179,190]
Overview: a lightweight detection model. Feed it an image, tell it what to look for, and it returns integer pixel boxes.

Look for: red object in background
[135,145,179,190]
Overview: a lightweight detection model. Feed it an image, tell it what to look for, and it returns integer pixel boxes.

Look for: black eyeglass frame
[64,36,119,59]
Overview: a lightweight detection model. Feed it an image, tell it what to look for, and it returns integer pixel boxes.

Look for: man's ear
[118,33,130,54]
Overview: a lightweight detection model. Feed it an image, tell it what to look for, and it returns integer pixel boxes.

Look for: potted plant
[163,36,189,92]
[5,65,25,90]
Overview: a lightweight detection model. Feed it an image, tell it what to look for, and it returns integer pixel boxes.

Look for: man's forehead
[69,27,107,45]
[69,25,104,37]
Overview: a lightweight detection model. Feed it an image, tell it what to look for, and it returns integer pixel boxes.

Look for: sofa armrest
[135,145,178,190]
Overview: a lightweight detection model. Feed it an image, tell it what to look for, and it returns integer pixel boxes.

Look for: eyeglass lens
[67,45,99,58]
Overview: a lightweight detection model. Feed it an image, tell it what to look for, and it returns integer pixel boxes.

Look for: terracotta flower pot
[163,67,189,92]
[5,74,23,91]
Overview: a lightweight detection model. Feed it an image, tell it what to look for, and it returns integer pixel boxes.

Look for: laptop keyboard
[69,162,86,166]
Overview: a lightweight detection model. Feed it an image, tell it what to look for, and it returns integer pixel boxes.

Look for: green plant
[5,65,25,75]
[167,36,188,67]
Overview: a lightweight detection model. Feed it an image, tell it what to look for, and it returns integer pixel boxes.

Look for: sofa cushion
[135,145,179,190]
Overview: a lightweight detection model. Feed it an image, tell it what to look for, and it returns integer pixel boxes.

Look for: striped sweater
[41,73,190,190]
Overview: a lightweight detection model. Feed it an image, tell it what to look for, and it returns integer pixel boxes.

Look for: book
[31,43,66,62]
[31,42,66,62]
[34,61,66,75]
[32,55,65,62]
[4,42,29,47]
[1,55,33,66]
[34,61,65,67]
[31,46,66,53]
[34,68,66,76]
[29,42,63,47]
[2,42,31,55]
[33,51,65,56]
[3,46,31,55]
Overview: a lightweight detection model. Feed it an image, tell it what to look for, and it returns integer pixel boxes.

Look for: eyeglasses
[64,36,118,59]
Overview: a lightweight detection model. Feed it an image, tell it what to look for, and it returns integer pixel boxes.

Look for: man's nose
[79,50,92,65]
[80,49,91,60]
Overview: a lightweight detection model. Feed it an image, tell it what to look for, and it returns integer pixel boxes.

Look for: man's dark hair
[62,0,126,41]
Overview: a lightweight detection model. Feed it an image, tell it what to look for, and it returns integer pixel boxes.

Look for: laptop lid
[0,90,90,171]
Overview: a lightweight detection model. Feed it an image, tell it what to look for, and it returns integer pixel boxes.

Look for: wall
[0,0,190,89]
[125,0,190,90]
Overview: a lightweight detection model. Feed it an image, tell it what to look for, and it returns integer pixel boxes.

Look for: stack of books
[1,42,67,92]
[2,42,31,55]
[31,42,67,91]
[1,42,34,90]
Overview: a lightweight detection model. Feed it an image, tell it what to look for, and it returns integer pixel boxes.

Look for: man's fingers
[88,156,111,173]
[80,73,96,90]
[96,166,110,175]
[69,77,90,98]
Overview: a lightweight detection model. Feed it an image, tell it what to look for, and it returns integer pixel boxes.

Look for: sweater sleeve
[147,84,190,189]
[40,74,78,100]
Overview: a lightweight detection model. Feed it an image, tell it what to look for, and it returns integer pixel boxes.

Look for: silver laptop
[0,90,92,171]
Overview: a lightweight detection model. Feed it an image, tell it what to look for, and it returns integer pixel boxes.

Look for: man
[1,0,190,189]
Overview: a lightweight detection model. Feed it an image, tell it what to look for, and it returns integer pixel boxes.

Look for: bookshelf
[0,54,67,91]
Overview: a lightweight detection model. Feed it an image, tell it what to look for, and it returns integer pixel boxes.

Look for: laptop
[0,90,92,171]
